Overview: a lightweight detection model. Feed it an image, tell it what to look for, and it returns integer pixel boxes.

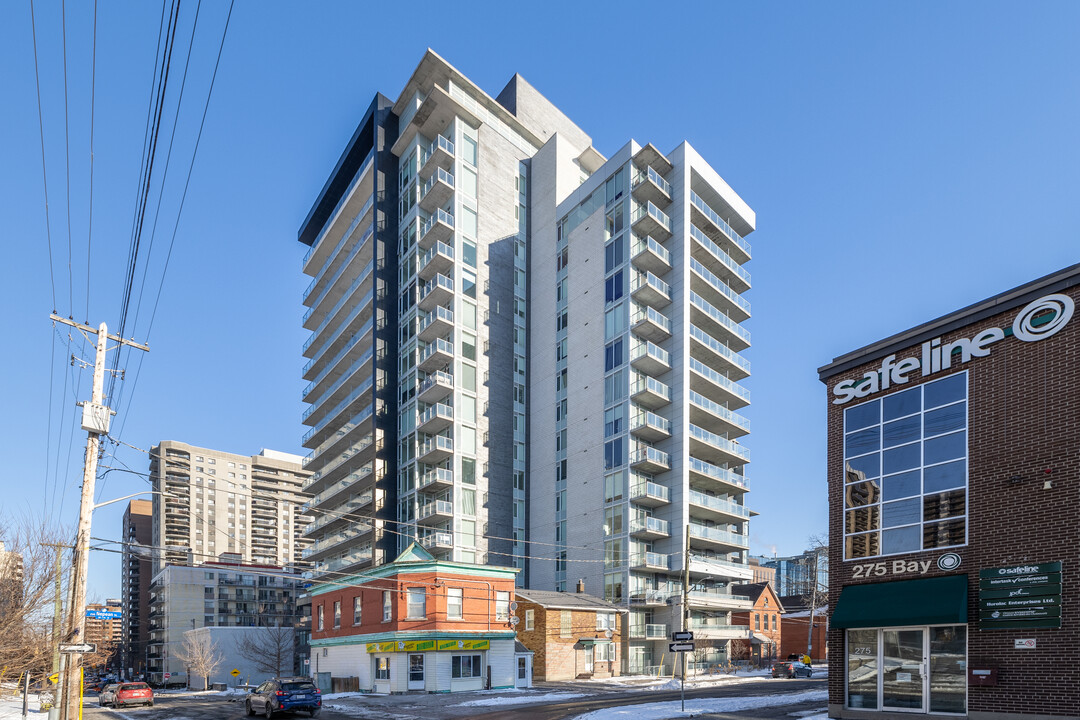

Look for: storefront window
[375,656,390,680]
[846,629,878,709]
[846,626,966,713]
[929,626,967,713]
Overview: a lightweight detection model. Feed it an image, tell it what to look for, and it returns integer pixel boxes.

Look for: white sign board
[1014,638,1037,649]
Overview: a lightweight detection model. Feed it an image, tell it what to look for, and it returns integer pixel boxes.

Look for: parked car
[773,661,813,679]
[110,682,154,707]
[83,679,106,693]
[246,678,321,718]
[98,684,121,707]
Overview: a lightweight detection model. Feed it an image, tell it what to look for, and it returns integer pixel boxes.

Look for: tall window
[317,605,324,631]
[383,590,393,622]
[495,591,510,621]
[353,596,362,626]
[843,372,968,559]
[525,608,534,631]
[375,656,390,681]
[447,588,463,620]
[407,587,426,619]
[560,611,572,638]
[333,601,341,629]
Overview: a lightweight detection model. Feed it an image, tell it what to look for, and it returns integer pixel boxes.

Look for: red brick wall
[824,282,1080,715]
[779,611,827,663]
[513,600,622,681]
[731,586,782,662]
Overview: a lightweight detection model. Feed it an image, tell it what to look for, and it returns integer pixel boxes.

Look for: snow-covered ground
[568,689,828,720]
[0,692,46,720]
[453,691,589,707]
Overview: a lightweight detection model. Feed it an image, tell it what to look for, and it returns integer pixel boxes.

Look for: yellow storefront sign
[366,639,489,653]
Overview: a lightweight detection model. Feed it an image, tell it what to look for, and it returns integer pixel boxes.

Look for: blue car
[246,678,321,718]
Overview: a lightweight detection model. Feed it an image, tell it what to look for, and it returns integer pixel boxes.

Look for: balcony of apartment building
[301,373,375,447]
[631,201,672,241]
[689,189,751,266]
[630,550,671,572]
[631,372,671,410]
[417,402,454,434]
[419,135,454,181]
[688,619,753,640]
[416,498,454,526]
[689,255,750,324]
[630,338,670,378]
[303,153,375,276]
[689,224,750,295]
[318,543,375,575]
[689,389,750,440]
[304,488,374,537]
[685,589,754,612]
[631,234,672,276]
[417,529,453,554]
[689,324,750,385]
[418,434,453,464]
[629,622,670,641]
[688,488,750,526]
[689,292,749,354]
[417,466,454,493]
[417,370,454,404]
[418,240,454,282]
[631,303,672,344]
[688,522,750,555]
[630,443,670,474]
[301,317,373,391]
[688,553,755,582]
[419,209,454,251]
[302,522,374,562]
[630,407,672,443]
[629,475,670,509]
[304,418,380,485]
[417,306,454,343]
[688,423,749,468]
[391,83,480,158]
[631,270,671,308]
[417,338,454,373]
[418,168,454,213]
[631,164,672,208]
[629,588,669,607]
[689,356,750,411]
[303,224,375,332]
[630,515,671,541]
[301,280,376,377]
[418,274,454,312]
[301,342,375,418]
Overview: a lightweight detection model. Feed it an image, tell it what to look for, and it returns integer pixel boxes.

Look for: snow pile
[570,689,828,720]
[455,691,588,707]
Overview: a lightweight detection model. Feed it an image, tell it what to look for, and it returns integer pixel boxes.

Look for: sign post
[670,631,695,713]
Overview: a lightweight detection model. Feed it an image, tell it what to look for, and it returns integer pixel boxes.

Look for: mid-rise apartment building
[759,548,829,597]
[145,562,302,684]
[298,51,756,674]
[85,599,123,671]
[149,441,312,572]
[120,499,152,676]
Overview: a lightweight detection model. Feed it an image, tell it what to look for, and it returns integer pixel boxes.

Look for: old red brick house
[514,588,625,681]
[730,582,783,665]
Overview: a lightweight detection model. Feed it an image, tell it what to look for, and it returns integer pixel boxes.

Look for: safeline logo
[833,294,1075,404]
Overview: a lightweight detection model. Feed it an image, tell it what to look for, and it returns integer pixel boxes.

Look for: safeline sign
[832,294,1074,404]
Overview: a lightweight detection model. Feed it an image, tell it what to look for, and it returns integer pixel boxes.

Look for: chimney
[576,579,585,594]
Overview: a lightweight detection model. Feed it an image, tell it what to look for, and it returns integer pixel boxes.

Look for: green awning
[831,575,968,629]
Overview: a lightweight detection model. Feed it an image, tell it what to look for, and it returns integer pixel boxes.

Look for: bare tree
[174,632,223,690]
[236,626,295,679]
[0,513,69,686]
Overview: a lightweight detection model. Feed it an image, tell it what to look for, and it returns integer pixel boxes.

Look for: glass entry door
[882,629,925,711]
[408,654,425,690]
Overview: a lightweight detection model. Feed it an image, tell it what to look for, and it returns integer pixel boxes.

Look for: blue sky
[1,1,1077,600]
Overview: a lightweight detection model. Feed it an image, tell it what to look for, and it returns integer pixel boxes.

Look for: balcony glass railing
[418,531,453,548]
[632,234,671,267]
[421,209,455,238]
[689,553,752,573]
[419,241,455,272]
[689,357,751,403]
[688,489,750,519]
[419,499,454,520]
[319,545,373,573]
[631,339,671,369]
[303,343,374,409]
[687,456,750,490]
[689,390,750,433]
[633,165,672,196]
[630,479,670,503]
[632,201,672,233]
[420,273,454,303]
[690,191,751,257]
[418,435,453,458]
[419,338,454,365]
[419,306,454,335]
[422,168,454,199]
[632,304,672,334]
[303,153,373,266]
[303,319,374,394]
[419,403,454,426]
[632,409,672,435]
[304,491,375,534]
[631,516,670,535]
[422,135,455,164]
[690,257,750,316]
[632,552,670,570]
[632,270,671,300]
[689,324,751,376]
[689,423,751,462]
[418,467,453,490]
[417,370,453,396]
[302,286,373,360]
[631,374,672,402]
[303,398,372,448]
[303,522,374,557]
[304,219,373,310]
[303,463,373,511]
[690,292,750,345]
[302,373,373,431]
[630,445,670,469]
[688,524,750,548]
[689,224,750,287]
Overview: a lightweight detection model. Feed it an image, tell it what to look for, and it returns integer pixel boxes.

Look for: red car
[106,682,154,708]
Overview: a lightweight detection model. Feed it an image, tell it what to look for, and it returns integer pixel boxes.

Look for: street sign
[231,669,240,677]
[86,610,122,620]
[59,644,96,653]
[163,673,171,680]
[509,616,520,626]
[669,642,695,653]
[671,631,694,642]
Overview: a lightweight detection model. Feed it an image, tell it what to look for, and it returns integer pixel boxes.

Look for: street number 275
[851,562,888,579]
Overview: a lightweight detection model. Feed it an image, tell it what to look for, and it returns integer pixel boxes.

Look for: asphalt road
[80,677,825,720]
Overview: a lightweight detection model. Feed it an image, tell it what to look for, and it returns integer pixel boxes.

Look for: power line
[86,0,98,324]
[61,0,73,313]
[28,0,57,312]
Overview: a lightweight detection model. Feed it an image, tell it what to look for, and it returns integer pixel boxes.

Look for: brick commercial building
[515,587,625,681]
[779,595,828,664]
[819,264,1079,719]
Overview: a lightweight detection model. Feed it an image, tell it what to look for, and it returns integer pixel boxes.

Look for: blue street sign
[86,610,122,620]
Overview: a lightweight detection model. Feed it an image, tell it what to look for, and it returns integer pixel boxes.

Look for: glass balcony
[418,338,454,373]
[419,135,454,181]
[417,370,454,404]
[418,467,454,492]
[631,234,672,275]
[688,456,749,493]
[688,524,750,551]
[419,168,454,213]
[689,357,750,410]
[417,306,454,343]
[630,515,670,540]
[630,552,670,571]
[302,319,373,394]
[418,435,453,464]
[631,201,672,240]
[418,531,453,551]
[417,403,454,434]
[417,499,454,525]
[689,324,750,381]
[630,478,670,507]
[303,224,373,321]
[302,374,373,440]
[631,373,672,410]
[418,273,454,312]
[689,292,749,352]
[688,389,750,439]
[301,343,374,409]
[631,270,672,308]
[631,165,672,206]
[418,241,454,281]
[303,261,374,355]
[630,339,671,376]
[689,224,750,294]
[631,408,672,442]
[689,191,751,264]
[688,489,750,523]
[419,209,454,250]
[303,153,373,270]
[630,445,670,473]
[688,622,752,640]
[631,304,672,343]
[689,423,750,466]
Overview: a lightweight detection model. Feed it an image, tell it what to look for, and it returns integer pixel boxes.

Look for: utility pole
[805,547,822,663]
[681,524,690,712]
[51,315,148,720]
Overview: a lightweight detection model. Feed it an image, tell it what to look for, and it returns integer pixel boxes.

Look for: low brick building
[778,594,827,663]
[730,582,783,665]
[310,543,519,693]
[515,588,625,681]
[819,263,1080,719]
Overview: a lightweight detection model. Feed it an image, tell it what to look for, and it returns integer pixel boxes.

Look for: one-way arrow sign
[671,631,694,642]
[669,642,695,653]
[59,643,96,653]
